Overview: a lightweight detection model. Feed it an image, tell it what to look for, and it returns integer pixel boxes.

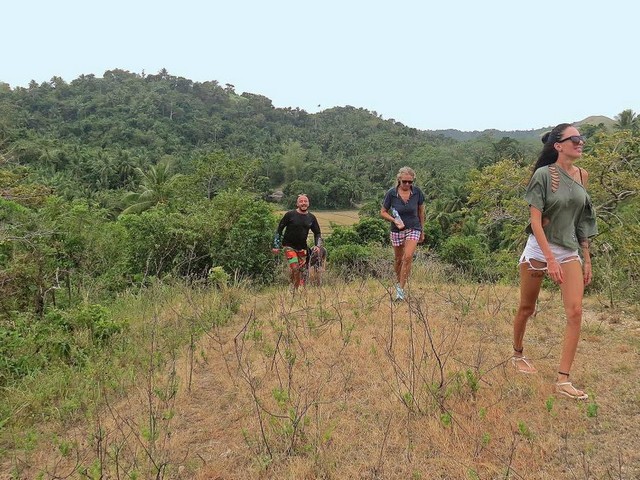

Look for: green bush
[486,249,520,284]
[208,266,230,288]
[209,191,278,283]
[119,207,211,279]
[0,303,125,386]
[328,244,374,278]
[354,217,389,245]
[46,200,130,295]
[439,235,489,278]
[75,304,125,345]
[324,225,360,250]
[423,220,444,249]
[358,198,384,219]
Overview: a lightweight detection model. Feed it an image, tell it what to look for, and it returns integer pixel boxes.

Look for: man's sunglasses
[401,180,414,185]
[558,135,586,145]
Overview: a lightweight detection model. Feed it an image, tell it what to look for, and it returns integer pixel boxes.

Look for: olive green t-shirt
[524,164,598,250]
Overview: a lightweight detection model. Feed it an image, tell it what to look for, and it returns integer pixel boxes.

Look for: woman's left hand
[419,232,425,244]
[583,262,592,286]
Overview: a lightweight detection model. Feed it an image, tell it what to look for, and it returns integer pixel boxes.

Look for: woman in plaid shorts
[380,167,425,301]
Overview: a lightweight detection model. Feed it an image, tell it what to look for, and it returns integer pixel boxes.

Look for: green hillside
[1,69,639,478]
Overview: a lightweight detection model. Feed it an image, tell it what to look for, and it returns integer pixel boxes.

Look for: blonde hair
[396,166,416,187]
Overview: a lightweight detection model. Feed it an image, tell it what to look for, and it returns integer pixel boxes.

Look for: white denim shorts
[519,234,581,271]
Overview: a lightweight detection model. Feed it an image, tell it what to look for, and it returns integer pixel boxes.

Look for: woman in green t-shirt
[511,123,597,400]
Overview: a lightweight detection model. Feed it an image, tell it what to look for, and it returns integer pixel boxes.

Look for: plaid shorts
[390,229,421,247]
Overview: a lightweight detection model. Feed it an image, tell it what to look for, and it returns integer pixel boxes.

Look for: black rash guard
[276,210,322,251]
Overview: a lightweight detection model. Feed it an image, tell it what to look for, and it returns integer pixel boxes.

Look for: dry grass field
[313,210,360,235]
[2,261,639,479]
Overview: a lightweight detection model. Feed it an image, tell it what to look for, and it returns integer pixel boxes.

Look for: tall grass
[2,261,639,479]
[0,280,246,477]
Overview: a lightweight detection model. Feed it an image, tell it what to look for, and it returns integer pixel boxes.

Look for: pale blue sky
[2,0,638,131]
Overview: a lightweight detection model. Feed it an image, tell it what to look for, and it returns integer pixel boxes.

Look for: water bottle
[391,208,405,230]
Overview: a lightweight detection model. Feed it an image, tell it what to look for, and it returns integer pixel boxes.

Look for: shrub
[439,235,489,278]
[353,217,389,245]
[486,249,520,284]
[75,304,125,345]
[324,225,360,250]
[328,244,374,278]
[0,303,125,386]
[119,207,210,279]
[423,220,445,249]
[208,266,230,288]
[209,191,278,283]
[358,198,384,219]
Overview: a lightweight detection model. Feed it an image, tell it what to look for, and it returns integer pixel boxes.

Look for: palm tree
[95,151,115,189]
[116,151,141,189]
[120,158,180,215]
[613,109,638,131]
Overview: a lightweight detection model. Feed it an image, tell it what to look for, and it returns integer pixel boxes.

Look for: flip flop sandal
[511,356,537,374]
[556,381,589,400]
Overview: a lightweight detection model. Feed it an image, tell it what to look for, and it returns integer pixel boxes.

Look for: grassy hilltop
[2,262,638,479]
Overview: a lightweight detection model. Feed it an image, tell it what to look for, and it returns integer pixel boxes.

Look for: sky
[2,0,639,132]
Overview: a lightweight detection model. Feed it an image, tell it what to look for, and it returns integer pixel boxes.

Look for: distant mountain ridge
[429,115,615,141]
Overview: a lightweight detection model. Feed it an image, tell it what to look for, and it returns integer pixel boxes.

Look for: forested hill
[0,69,553,209]
[432,128,548,141]
[0,70,443,205]
[430,116,616,142]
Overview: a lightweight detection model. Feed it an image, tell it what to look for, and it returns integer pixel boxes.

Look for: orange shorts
[284,247,307,270]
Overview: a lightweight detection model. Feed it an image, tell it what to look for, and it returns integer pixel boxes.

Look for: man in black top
[273,194,322,290]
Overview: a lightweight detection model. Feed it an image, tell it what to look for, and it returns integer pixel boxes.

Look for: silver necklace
[557,165,579,192]
[560,170,574,192]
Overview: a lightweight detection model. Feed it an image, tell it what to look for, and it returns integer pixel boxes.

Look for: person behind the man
[272,194,322,291]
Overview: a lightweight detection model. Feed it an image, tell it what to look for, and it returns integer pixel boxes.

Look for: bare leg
[299,252,307,288]
[290,266,301,289]
[399,239,419,289]
[556,259,587,397]
[512,261,544,373]
[393,245,405,284]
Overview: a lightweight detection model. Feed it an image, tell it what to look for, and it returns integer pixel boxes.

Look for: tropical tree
[466,159,530,250]
[281,141,306,183]
[581,131,640,223]
[120,157,180,215]
[192,151,261,200]
[613,109,638,131]
[579,130,640,303]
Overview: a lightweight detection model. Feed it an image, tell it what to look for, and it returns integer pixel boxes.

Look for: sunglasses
[401,180,414,185]
[557,135,586,145]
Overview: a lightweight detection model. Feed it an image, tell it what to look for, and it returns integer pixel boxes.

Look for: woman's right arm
[380,192,395,223]
[529,206,563,284]
[380,206,395,223]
